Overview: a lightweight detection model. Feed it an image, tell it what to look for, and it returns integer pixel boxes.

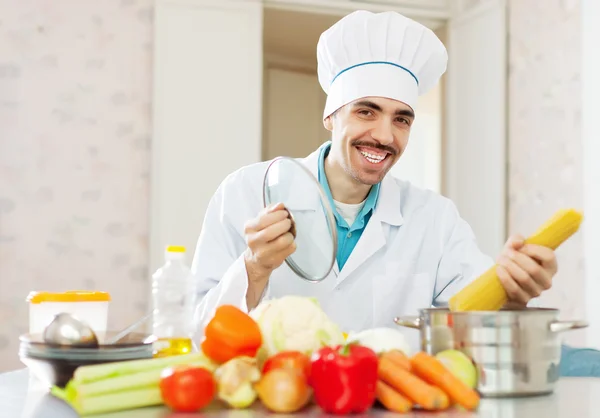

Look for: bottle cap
[166,245,186,253]
[165,245,186,261]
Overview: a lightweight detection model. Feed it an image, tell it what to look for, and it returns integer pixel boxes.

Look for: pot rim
[421,307,561,316]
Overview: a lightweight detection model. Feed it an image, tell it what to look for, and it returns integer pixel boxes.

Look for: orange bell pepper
[201,305,263,364]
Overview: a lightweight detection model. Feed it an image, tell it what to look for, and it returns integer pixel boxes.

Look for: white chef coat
[191,145,495,352]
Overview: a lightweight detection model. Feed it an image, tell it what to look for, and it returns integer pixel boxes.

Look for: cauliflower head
[249,296,344,358]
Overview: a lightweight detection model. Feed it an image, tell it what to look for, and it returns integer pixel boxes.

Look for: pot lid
[262,157,337,282]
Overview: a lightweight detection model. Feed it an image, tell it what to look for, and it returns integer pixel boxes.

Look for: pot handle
[393,316,422,329]
[549,320,589,333]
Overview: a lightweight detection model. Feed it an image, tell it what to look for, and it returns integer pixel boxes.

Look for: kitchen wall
[507,0,585,344]
[0,0,153,371]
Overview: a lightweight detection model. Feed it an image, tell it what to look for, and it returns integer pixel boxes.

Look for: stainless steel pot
[394,308,588,398]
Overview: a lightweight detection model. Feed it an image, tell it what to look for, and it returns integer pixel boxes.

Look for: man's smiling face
[324,97,415,185]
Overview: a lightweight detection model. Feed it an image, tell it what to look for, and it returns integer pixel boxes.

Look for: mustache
[351,139,398,155]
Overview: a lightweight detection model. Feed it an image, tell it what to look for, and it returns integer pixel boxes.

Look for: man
[191,10,557,350]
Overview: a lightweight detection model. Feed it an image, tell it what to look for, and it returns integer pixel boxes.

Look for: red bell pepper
[309,343,379,414]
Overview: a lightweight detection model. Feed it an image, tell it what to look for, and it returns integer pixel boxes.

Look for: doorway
[261,8,332,161]
[150,0,508,280]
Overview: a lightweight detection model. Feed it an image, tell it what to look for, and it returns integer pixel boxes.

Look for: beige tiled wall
[0,0,153,371]
[507,0,585,345]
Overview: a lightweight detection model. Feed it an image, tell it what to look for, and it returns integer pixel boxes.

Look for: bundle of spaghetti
[448,208,584,312]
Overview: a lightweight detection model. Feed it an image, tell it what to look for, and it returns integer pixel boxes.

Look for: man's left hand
[496,235,558,307]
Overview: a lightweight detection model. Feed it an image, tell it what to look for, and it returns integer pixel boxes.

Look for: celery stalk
[71,371,158,397]
[69,386,163,416]
[73,352,216,384]
[52,352,217,415]
[70,359,212,397]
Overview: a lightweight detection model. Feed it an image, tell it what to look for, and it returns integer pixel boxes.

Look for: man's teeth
[360,150,386,163]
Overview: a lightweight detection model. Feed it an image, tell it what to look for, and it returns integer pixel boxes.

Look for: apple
[435,349,478,389]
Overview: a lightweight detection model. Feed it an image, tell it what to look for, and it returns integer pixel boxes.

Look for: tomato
[262,351,311,382]
[159,366,216,412]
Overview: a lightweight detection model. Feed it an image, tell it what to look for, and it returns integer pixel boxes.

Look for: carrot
[381,350,411,371]
[378,356,449,411]
[376,380,413,413]
[410,352,480,411]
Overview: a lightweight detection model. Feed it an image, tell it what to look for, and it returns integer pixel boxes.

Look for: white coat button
[347,232,352,238]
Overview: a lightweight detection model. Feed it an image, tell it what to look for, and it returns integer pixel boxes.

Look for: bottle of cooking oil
[151,245,196,357]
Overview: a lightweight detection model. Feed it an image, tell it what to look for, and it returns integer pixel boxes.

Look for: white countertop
[1,368,599,418]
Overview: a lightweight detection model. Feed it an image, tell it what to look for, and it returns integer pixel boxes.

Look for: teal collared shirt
[317,142,380,270]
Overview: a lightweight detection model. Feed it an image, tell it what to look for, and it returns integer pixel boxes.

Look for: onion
[255,368,312,413]
[214,356,261,409]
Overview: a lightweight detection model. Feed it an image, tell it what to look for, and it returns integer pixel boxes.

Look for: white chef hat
[317,10,448,119]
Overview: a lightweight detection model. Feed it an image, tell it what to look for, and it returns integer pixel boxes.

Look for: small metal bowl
[19,331,156,388]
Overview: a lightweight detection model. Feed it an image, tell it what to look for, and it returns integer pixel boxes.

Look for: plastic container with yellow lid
[27,291,111,335]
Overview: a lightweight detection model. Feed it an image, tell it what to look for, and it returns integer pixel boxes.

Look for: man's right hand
[243,203,296,306]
